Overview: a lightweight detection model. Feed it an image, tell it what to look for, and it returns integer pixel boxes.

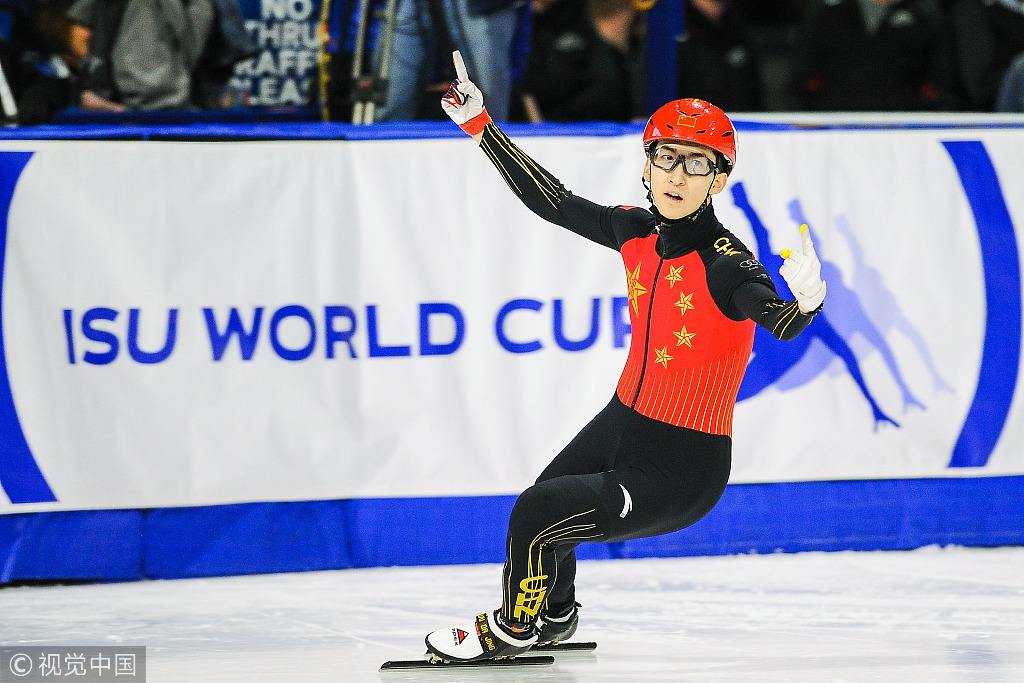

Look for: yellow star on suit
[626,262,648,315]
[654,347,674,368]
[664,265,684,288]
[674,291,695,316]
[673,326,696,348]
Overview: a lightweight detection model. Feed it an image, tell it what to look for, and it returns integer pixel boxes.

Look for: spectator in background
[949,0,1024,111]
[379,0,518,121]
[0,2,33,75]
[0,0,36,121]
[319,0,367,121]
[519,0,644,122]
[68,0,215,111]
[677,0,764,111]
[997,54,1024,111]
[14,0,90,123]
[191,0,258,109]
[790,0,957,110]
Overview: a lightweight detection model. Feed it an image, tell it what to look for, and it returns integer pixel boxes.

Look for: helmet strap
[642,168,718,225]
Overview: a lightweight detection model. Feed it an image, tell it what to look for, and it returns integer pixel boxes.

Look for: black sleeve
[478,123,652,250]
[731,280,820,341]
[705,250,819,341]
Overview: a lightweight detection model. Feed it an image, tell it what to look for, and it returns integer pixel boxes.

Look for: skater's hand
[441,50,492,140]
[779,224,826,313]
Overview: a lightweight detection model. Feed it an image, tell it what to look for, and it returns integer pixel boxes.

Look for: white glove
[441,50,492,136]
[779,224,827,313]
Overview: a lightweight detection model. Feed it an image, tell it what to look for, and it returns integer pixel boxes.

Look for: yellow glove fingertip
[780,248,792,259]
[799,224,809,233]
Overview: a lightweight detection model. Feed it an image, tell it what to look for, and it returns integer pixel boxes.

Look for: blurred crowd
[0,0,1022,126]
[0,0,255,124]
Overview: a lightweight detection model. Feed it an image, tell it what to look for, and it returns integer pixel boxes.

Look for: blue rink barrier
[1,475,1022,583]
[3,118,1024,142]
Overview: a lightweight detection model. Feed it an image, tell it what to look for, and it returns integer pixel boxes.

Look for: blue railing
[3,116,1024,141]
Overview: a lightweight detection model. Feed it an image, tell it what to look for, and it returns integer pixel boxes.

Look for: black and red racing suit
[476,124,819,625]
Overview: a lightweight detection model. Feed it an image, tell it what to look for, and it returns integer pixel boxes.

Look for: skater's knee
[509,479,603,544]
[511,483,561,521]
[508,482,574,537]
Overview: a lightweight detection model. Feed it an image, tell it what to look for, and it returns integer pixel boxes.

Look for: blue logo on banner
[732,183,905,429]
[730,140,1021,469]
[0,152,57,503]
[942,141,1021,468]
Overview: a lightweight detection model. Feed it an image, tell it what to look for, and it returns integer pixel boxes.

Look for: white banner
[0,127,1022,513]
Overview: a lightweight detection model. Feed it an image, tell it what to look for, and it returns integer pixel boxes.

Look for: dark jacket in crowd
[950,0,1024,110]
[16,54,83,124]
[520,4,644,122]
[791,0,957,111]
[0,0,84,124]
[677,2,765,112]
[0,0,37,115]
[467,0,515,14]
[193,0,259,107]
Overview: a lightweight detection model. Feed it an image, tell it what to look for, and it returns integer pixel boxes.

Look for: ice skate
[423,610,538,664]
[536,602,580,645]
[533,602,597,652]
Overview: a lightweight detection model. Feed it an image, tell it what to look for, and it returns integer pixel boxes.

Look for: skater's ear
[709,171,729,196]
[643,159,651,184]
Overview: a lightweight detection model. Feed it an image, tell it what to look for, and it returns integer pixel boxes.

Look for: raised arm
[713,225,826,341]
[731,280,819,341]
[441,52,646,250]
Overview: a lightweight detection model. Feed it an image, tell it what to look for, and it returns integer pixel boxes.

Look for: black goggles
[649,146,720,177]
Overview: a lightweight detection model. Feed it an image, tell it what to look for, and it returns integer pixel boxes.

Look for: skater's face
[645,142,728,220]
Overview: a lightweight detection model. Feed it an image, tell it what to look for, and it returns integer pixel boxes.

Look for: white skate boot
[424,610,537,664]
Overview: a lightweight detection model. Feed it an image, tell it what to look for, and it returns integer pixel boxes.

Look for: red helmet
[643,98,737,172]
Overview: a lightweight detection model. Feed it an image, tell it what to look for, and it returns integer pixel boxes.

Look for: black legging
[500,395,732,625]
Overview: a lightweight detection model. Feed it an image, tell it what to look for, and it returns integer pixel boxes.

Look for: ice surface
[2,546,1023,682]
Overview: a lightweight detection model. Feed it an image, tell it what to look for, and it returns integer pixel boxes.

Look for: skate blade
[533,640,598,652]
[380,655,554,670]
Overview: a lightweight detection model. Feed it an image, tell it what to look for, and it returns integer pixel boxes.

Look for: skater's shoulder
[714,228,755,258]
[696,223,752,262]
[701,228,773,288]
[614,204,656,222]
[612,204,657,237]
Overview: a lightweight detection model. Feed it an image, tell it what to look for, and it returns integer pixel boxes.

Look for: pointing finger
[800,223,814,252]
[453,50,469,83]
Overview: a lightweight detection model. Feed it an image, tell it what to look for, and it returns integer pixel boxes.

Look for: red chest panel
[615,235,755,436]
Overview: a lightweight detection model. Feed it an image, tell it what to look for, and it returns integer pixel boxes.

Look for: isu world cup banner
[0,127,1022,513]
